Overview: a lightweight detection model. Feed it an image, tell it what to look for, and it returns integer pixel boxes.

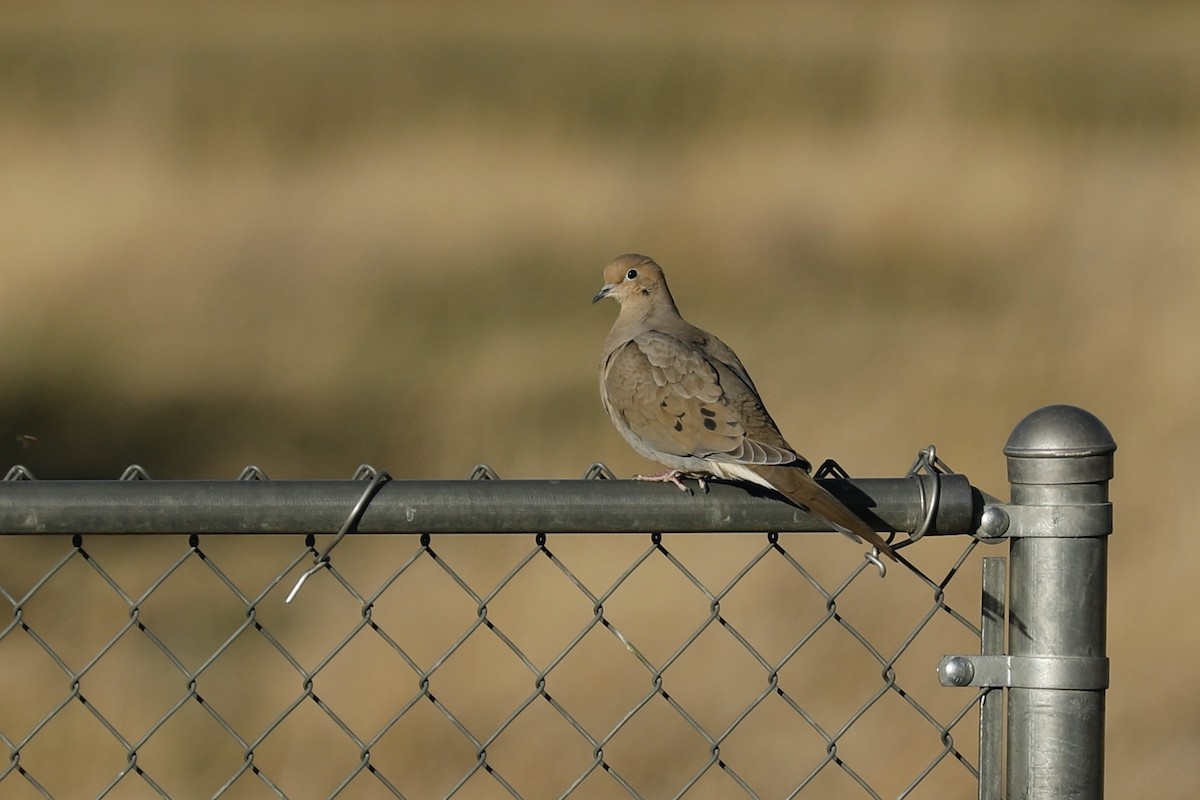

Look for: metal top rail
[0,470,982,536]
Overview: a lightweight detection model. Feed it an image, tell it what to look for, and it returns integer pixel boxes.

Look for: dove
[594,253,896,561]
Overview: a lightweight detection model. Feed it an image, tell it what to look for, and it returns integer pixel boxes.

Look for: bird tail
[748,464,898,561]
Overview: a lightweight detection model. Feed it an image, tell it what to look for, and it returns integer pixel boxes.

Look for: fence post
[1003,404,1115,799]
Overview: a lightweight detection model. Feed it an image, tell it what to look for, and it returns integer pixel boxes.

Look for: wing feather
[603,331,799,466]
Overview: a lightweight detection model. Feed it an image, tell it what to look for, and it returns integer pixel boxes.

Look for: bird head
[592,254,673,309]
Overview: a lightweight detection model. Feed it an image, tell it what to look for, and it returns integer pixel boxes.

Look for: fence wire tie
[285,466,392,604]
[814,458,888,578]
[903,444,956,546]
[864,548,886,578]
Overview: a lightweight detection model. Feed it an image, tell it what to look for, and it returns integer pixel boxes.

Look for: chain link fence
[0,407,1113,798]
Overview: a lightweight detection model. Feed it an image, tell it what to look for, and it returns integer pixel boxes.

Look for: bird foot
[633,470,708,494]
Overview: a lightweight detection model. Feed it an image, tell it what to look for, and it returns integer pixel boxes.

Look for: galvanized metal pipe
[0,474,980,536]
[1004,405,1114,799]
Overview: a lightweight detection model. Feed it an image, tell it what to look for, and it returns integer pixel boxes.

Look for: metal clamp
[938,654,1109,690]
[977,503,1112,539]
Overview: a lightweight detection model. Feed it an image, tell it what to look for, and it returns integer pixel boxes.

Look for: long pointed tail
[750,464,897,561]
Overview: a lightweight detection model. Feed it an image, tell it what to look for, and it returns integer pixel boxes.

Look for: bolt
[943,656,975,687]
[979,506,1010,538]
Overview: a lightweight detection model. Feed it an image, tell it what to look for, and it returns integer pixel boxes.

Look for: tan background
[1,1,1197,797]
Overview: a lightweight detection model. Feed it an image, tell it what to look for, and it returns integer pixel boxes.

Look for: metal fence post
[1003,404,1115,799]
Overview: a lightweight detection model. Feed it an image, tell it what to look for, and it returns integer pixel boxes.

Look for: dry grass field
[1,1,1198,797]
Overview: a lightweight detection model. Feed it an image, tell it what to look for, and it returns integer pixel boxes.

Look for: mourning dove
[594,253,896,562]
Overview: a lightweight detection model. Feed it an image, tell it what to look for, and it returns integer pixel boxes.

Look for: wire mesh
[0,464,992,799]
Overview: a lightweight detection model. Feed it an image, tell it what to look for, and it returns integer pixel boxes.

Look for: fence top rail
[0,473,981,536]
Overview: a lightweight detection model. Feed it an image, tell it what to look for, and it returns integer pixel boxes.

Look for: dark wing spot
[703,418,717,431]
[673,420,683,432]
[700,407,716,418]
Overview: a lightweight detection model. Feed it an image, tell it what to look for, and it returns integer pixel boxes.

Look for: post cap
[1004,405,1116,458]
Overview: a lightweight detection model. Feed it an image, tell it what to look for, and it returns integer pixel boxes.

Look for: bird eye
[625,269,638,280]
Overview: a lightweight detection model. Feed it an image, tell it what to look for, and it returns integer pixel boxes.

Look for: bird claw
[633,469,707,494]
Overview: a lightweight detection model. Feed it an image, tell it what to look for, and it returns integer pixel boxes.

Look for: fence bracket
[978,503,1112,539]
[938,654,1110,690]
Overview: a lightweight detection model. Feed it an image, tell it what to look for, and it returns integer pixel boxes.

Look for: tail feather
[749,464,897,561]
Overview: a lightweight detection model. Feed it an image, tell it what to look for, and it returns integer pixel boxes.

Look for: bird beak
[592,283,615,304]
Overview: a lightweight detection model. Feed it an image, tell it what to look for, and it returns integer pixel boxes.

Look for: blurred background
[1,0,1197,797]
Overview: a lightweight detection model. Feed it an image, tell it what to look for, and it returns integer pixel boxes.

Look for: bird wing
[602,328,896,561]
[602,330,799,466]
